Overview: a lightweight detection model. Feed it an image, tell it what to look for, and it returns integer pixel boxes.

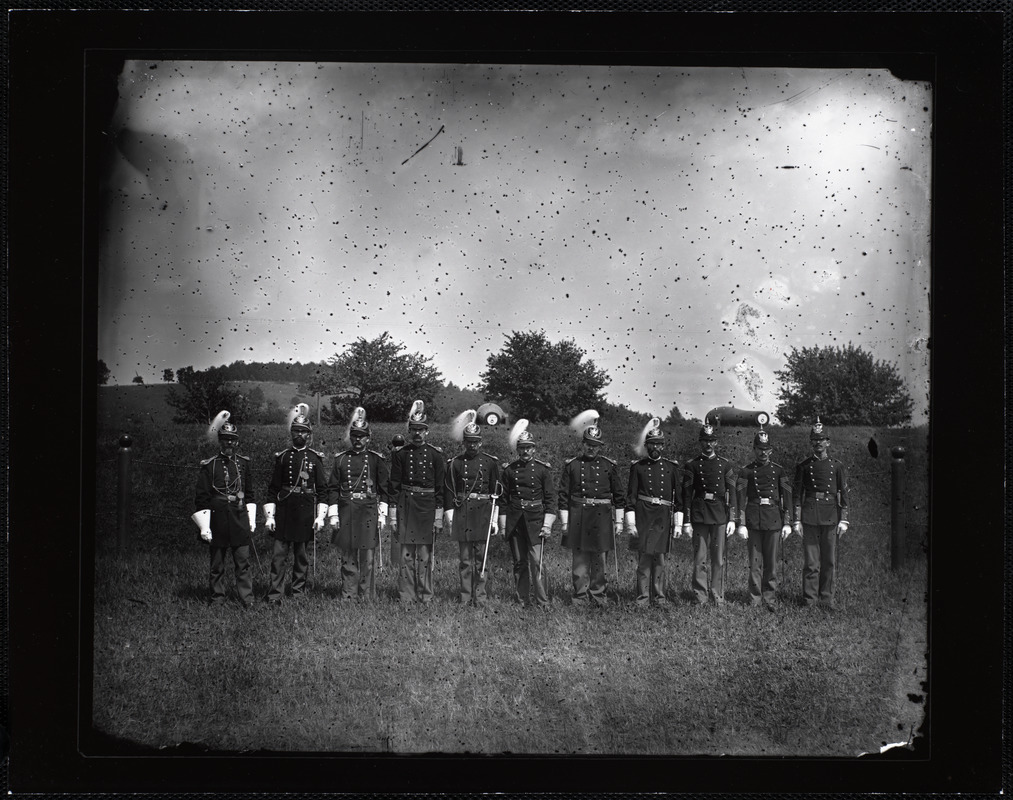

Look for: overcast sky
[98,61,931,423]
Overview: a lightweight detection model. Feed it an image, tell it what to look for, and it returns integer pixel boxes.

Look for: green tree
[167,366,245,424]
[162,368,175,383]
[774,343,914,426]
[664,403,687,425]
[479,331,610,423]
[97,359,111,385]
[307,332,443,423]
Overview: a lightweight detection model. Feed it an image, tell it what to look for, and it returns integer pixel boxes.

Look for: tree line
[97,332,914,427]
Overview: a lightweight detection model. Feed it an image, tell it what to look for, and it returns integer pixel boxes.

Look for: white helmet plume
[345,406,367,445]
[568,409,599,435]
[508,419,530,453]
[287,402,310,432]
[635,416,662,458]
[408,400,424,421]
[207,410,231,444]
[451,409,477,442]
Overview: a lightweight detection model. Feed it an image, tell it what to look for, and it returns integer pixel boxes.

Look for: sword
[480,488,502,579]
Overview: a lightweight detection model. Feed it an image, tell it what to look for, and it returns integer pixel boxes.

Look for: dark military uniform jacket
[736,460,792,530]
[390,442,446,545]
[327,448,390,550]
[266,445,328,543]
[792,453,849,526]
[195,452,255,548]
[682,452,737,526]
[499,456,558,539]
[626,456,683,554]
[559,453,625,552]
[443,451,501,543]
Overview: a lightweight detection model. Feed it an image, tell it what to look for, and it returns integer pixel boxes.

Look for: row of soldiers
[192,401,849,611]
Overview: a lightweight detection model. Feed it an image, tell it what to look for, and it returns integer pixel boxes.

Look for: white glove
[313,503,327,533]
[836,521,849,537]
[736,524,748,541]
[781,524,792,540]
[263,502,276,532]
[388,507,398,530]
[614,522,623,537]
[498,515,507,535]
[192,509,212,543]
[625,510,637,536]
[542,513,556,532]
[490,515,498,536]
[725,521,736,538]
[560,509,569,534]
[327,504,339,529]
[792,521,803,536]
[378,501,389,518]
[683,523,694,538]
[443,509,454,529]
[435,510,444,531]
[246,503,257,532]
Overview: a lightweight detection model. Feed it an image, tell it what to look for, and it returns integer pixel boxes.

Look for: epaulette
[310,448,325,458]
[485,452,499,461]
[664,458,680,467]
[274,450,286,459]
[600,455,617,465]
[425,442,443,453]
[238,454,250,462]
[200,456,216,466]
[630,458,640,464]
[368,449,384,458]
[534,458,551,468]
[565,455,578,465]
[770,461,784,469]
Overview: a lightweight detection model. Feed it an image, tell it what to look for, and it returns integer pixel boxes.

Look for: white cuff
[624,510,636,527]
[246,503,257,514]
[191,509,211,528]
[327,504,338,518]
[263,502,276,516]
[559,509,569,525]
[444,509,454,524]
[542,513,556,529]
[674,511,684,528]
[378,501,388,517]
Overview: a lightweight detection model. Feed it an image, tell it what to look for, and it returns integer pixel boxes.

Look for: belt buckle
[703,492,715,501]
[759,498,771,506]
[648,497,659,506]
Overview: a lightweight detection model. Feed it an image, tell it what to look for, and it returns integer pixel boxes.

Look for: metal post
[891,446,907,571]
[116,434,133,553]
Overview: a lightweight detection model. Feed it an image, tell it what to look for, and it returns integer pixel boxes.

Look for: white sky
[98,61,931,423]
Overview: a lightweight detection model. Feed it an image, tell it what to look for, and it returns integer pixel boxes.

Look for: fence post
[890,446,906,571]
[117,434,133,553]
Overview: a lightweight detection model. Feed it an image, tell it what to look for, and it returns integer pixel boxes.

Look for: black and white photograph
[7,7,1005,796]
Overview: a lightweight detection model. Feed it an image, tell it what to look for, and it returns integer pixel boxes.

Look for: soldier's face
[292,430,309,447]
[464,440,481,456]
[220,437,237,456]
[351,434,368,451]
[701,438,716,455]
[409,427,427,445]
[755,447,772,463]
[582,442,602,458]
[646,443,663,460]
[813,437,830,455]
[518,445,535,462]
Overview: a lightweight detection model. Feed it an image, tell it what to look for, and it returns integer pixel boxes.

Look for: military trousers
[571,549,607,605]
[457,542,488,606]
[508,528,549,607]
[267,539,309,602]
[636,551,667,606]
[802,524,837,606]
[399,544,433,604]
[692,524,726,603]
[209,545,252,605]
[747,529,779,606]
[340,547,375,600]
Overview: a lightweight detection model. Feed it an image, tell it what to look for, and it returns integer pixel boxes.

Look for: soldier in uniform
[681,421,738,605]
[792,418,850,609]
[443,410,501,607]
[263,404,329,604]
[625,418,684,607]
[498,419,557,608]
[326,407,390,601]
[735,427,793,610]
[388,400,446,604]
[558,411,625,606]
[192,410,258,608]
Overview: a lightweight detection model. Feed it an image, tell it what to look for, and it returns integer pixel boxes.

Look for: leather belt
[518,499,544,509]
[638,494,673,507]
[575,498,612,505]
[811,491,832,500]
[349,492,375,500]
[403,485,435,493]
[283,486,314,495]
[460,492,494,500]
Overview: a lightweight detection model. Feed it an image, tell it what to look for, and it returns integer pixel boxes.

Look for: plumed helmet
[634,417,663,458]
[407,400,428,430]
[753,428,772,449]
[699,421,718,442]
[208,410,238,444]
[451,409,479,442]
[288,403,312,433]
[809,417,828,441]
[508,419,534,453]
[569,409,602,444]
[348,406,370,438]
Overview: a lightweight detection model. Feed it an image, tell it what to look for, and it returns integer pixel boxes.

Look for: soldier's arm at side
[836,461,850,523]
[433,449,447,509]
[735,466,749,526]
[557,461,571,510]
[625,463,638,514]
[195,462,214,510]
[376,454,391,504]
[542,465,558,516]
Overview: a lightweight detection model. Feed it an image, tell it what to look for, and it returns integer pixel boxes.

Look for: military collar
[812,451,830,461]
[700,451,717,460]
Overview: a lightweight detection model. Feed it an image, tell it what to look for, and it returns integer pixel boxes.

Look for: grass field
[91,415,928,756]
